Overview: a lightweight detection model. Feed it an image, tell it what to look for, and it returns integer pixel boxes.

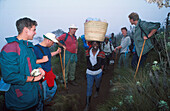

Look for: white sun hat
[69,24,78,29]
[43,33,59,43]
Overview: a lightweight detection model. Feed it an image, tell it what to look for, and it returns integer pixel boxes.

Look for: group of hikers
[0,12,160,111]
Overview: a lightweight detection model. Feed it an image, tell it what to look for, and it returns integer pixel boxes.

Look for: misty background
[0,0,169,49]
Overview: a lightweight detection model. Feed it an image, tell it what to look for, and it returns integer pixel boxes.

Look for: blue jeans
[86,72,102,96]
[42,80,57,102]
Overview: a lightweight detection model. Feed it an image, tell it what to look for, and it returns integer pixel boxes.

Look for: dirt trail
[45,65,114,111]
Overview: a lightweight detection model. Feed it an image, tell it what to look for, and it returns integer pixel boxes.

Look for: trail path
[45,65,114,111]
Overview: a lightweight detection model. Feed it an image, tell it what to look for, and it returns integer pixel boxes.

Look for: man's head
[16,17,37,34]
[43,33,58,47]
[128,12,139,25]
[105,36,109,43]
[121,27,127,37]
[111,33,114,38]
[91,41,100,50]
[69,24,78,35]
[16,17,37,40]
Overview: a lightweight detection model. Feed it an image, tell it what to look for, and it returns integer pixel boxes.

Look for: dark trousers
[131,52,148,70]
[104,53,112,69]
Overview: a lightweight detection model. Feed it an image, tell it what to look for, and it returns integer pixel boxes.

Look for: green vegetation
[96,29,170,111]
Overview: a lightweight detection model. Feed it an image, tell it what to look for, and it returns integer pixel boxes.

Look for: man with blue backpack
[56,24,78,86]
[114,27,131,68]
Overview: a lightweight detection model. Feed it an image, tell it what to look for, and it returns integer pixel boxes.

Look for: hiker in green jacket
[128,12,160,70]
[0,17,45,111]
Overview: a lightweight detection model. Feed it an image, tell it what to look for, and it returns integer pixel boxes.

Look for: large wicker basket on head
[84,21,108,42]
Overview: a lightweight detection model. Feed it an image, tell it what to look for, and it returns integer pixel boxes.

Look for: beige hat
[43,33,58,43]
[69,24,78,29]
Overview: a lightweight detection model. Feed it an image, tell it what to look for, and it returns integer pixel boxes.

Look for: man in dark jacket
[128,12,160,69]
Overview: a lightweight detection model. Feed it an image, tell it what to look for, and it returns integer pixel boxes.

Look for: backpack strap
[36,45,45,56]
[139,24,148,39]
[109,41,113,52]
[64,33,69,42]
[64,33,77,42]
[103,42,105,50]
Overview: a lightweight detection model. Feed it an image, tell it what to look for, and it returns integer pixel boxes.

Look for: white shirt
[101,42,114,54]
[86,48,102,75]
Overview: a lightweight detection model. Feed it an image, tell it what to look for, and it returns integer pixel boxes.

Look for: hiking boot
[84,96,91,111]
[84,104,89,111]
[69,81,78,86]
[94,88,99,98]
[93,91,99,98]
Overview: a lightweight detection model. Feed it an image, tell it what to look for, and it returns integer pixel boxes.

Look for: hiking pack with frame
[102,41,113,52]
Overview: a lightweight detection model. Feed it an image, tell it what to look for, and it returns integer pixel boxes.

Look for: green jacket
[133,19,160,56]
[0,36,42,110]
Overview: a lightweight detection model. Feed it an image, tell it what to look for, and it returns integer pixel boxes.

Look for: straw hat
[43,33,58,43]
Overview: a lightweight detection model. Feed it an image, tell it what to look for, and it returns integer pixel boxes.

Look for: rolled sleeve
[57,33,66,41]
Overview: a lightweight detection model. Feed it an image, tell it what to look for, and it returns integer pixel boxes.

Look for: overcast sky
[0,0,169,49]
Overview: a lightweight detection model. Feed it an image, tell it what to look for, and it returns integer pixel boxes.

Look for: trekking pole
[134,39,146,80]
[59,49,67,89]
[59,52,64,79]
[115,48,118,65]
[63,49,67,89]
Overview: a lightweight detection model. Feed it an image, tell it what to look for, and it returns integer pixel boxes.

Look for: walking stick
[59,52,64,79]
[63,49,67,88]
[134,39,146,80]
[115,49,118,66]
[59,49,67,89]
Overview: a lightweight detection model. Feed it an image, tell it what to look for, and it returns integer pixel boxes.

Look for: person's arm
[143,29,157,40]
[51,48,61,56]
[56,40,66,50]
[36,56,49,64]
[101,65,104,71]
[76,41,78,54]
[142,21,160,40]
[114,45,122,52]
[56,34,67,50]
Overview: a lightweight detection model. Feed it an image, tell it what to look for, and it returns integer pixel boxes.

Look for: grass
[96,51,170,111]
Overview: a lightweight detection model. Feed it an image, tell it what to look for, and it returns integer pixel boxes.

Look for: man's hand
[27,68,45,82]
[63,45,66,50]
[42,56,49,62]
[114,47,118,52]
[35,68,45,80]
[56,48,61,54]
[143,36,148,40]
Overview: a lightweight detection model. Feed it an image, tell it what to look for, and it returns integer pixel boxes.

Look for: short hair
[91,41,100,45]
[121,27,127,31]
[128,12,139,21]
[111,33,114,37]
[16,17,37,34]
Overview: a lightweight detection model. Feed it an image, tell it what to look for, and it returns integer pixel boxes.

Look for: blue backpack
[60,33,69,45]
